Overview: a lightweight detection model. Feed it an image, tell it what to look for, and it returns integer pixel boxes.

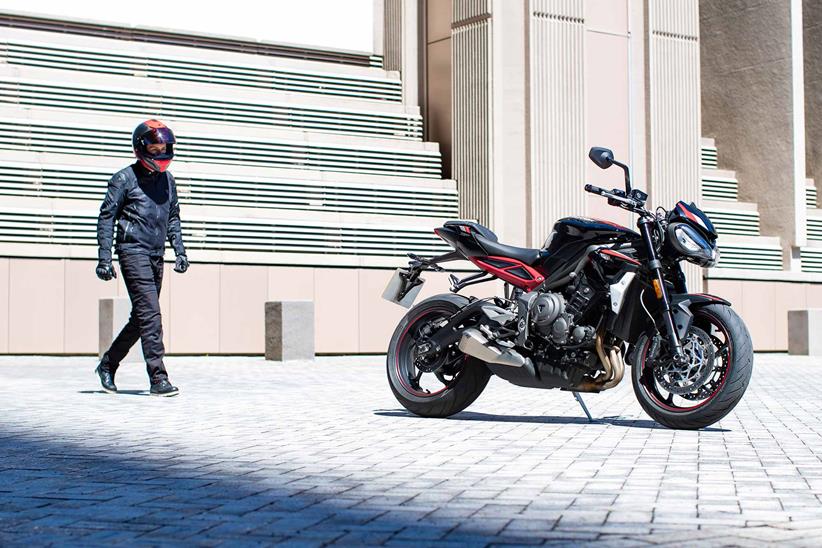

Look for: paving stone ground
[1,353,821,546]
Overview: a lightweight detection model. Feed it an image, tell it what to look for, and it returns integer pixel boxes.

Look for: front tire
[631,304,753,430]
[387,294,491,418]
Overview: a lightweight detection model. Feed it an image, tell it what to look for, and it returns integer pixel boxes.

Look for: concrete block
[99,297,143,364]
[265,301,314,361]
[788,309,822,356]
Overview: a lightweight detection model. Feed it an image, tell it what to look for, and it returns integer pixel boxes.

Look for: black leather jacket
[97,162,186,261]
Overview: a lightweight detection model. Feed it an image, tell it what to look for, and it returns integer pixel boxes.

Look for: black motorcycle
[383,147,752,430]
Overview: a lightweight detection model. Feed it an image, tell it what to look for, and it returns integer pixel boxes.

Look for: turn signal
[652,279,663,299]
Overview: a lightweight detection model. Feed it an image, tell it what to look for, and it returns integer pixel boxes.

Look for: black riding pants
[104,253,168,383]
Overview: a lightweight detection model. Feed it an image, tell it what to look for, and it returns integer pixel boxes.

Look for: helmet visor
[141,126,176,146]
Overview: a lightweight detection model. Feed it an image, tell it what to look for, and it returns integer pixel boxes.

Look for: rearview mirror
[588,147,614,170]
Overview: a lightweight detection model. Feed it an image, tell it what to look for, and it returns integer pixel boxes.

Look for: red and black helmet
[132,119,176,172]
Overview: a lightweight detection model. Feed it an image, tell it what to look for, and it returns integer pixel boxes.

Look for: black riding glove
[174,254,190,273]
[96,260,117,281]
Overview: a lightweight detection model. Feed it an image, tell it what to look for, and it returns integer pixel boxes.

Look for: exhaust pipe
[575,331,625,392]
[458,328,536,376]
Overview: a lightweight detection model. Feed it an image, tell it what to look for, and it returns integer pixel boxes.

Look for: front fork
[638,217,687,365]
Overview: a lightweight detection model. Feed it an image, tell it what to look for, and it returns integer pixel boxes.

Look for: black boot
[94,359,117,393]
[150,379,179,397]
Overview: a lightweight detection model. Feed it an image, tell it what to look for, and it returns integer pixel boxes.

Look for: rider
[94,119,189,397]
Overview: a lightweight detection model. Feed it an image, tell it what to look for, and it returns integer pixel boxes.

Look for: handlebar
[585,184,645,212]
[584,184,606,195]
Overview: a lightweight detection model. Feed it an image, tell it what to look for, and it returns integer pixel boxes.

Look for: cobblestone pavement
[1,353,821,546]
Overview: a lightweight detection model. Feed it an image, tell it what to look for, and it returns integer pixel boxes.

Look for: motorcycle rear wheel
[387,294,491,418]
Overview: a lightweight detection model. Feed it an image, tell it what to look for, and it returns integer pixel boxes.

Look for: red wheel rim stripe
[639,310,732,413]
[395,307,452,398]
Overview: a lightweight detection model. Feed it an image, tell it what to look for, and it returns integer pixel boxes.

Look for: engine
[462,276,604,386]
[531,293,594,346]
[508,276,601,378]
[520,280,597,347]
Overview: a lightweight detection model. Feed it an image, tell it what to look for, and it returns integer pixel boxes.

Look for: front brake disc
[653,326,715,396]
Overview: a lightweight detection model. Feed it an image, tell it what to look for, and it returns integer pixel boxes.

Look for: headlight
[710,247,720,268]
[675,227,702,253]
[668,223,718,267]
[543,231,555,249]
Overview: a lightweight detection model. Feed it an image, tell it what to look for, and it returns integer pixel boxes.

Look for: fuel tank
[538,217,640,287]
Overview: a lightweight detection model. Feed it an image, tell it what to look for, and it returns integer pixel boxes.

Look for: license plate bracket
[381,268,425,308]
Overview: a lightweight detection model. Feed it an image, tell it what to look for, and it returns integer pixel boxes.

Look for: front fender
[670,293,731,340]
[626,293,731,366]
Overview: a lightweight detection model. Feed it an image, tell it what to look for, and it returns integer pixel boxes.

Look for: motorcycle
[383,146,753,430]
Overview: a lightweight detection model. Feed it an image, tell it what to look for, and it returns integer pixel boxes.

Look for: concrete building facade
[421,0,822,351]
[0,1,819,354]
[0,6,467,355]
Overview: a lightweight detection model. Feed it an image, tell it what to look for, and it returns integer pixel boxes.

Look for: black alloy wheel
[387,294,491,418]
[631,304,753,430]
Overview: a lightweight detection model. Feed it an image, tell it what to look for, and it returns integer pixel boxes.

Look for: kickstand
[572,392,594,422]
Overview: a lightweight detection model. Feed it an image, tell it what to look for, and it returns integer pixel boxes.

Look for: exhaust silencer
[458,328,534,374]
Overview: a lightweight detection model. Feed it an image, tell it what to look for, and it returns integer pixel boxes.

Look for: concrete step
[807,210,822,242]
[0,153,460,221]
[0,63,417,116]
[700,142,718,169]
[0,67,422,141]
[0,150,455,190]
[0,194,454,229]
[713,235,783,271]
[0,108,444,180]
[719,234,781,246]
[0,27,402,103]
[701,169,738,201]
[703,199,757,212]
[806,179,818,208]
[0,199,454,269]
[801,245,822,273]
[702,168,736,179]
[701,203,760,236]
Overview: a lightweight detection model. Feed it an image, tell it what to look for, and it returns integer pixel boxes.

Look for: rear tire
[387,294,491,418]
[631,304,753,430]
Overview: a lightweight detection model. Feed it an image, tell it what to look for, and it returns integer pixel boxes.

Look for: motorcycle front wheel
[386,294,491,418]
[631,303,753,430]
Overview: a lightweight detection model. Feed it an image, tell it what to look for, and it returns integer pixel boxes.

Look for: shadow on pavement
[78,389,151,397]
[0,429,565,546]
[374,409,729,432]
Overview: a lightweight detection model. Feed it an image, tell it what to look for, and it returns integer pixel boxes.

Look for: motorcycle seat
[474,234,542,265]
[443,220,543,265]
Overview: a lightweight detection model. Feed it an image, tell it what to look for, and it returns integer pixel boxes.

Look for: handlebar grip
[584,184,605,195]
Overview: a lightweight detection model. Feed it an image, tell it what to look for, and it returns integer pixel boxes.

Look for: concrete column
[423,0,453,177]
[384,0,420,106]
[646,0,701,210]
[805,0,822,206]
[527,0,586,247]
[629,0,648,199]
[373,0,385,58]
[646,0,702,288]
[264,301,315,361]
[449,0,637,247]
[492,0,528,247]
[99,297,142,364]
[451,0,495,229]
[450,0,553,247]
[701,0,807,269]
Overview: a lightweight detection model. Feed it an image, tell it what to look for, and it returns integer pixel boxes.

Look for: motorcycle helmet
[133,119,176,172]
